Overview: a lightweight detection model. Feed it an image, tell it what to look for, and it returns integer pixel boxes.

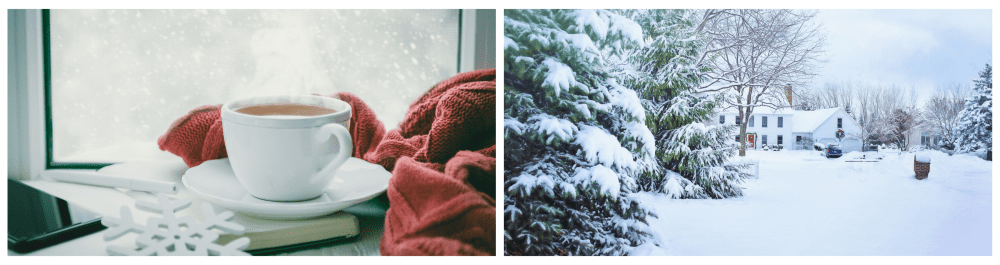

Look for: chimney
[785,85,793,106]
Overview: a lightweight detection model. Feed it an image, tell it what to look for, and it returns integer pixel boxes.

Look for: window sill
[16,155,385,256]
[54,142,179,165]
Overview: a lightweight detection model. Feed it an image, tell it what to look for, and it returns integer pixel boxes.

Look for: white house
[716,107,863,152]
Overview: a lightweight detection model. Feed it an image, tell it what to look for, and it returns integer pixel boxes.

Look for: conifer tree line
[504,9,760,256]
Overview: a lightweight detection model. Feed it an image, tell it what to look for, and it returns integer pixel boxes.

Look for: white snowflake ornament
[101,193,251,256]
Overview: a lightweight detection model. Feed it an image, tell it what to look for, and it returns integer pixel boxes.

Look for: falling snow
[49,10,462,161]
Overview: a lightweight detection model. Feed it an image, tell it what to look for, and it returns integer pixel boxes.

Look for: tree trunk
[739,126,747,156]
[738,107,748,156]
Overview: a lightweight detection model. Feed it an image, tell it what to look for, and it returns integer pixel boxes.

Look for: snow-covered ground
[633,149,992,255]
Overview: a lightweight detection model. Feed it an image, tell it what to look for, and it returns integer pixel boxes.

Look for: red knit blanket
[158,69,496,256]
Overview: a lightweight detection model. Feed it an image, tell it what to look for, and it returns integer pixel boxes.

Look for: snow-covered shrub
[503,9,656,256]
[955,64,992,160]
[612,10,751,199]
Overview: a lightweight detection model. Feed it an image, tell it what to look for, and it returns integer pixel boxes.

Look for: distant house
[910,129,942,149]
[716,107,863,152]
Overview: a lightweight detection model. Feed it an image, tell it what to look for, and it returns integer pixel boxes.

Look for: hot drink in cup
[221,95,352,202]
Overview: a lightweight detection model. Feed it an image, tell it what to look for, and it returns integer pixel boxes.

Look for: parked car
[814,143,826,151]
[824,143,842,158]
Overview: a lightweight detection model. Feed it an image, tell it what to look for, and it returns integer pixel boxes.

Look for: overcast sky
[811,9,992,105]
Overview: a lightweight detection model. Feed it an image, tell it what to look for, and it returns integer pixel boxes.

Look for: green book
[216,211,360,255]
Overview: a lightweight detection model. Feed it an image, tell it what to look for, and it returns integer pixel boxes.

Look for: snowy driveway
[634,150,992,255]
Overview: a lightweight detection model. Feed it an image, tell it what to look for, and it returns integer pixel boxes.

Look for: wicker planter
[914,156,930,180]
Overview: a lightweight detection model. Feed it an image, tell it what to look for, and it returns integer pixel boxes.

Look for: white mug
[220,95,353,202]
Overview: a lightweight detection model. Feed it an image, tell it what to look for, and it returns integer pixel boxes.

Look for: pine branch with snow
[504,9,657,256]
[955,64,992,158]
[615,9,752,199]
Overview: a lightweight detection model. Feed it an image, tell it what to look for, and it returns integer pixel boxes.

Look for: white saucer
[182,157,390,220]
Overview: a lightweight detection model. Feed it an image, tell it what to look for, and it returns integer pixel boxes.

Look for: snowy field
[633,150,992,255]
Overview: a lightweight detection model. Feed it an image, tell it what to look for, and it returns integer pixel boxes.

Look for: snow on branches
[504,9,655,256]
[955,64,992,158]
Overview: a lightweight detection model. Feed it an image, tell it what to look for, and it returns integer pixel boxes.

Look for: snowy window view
[762,116,768,127]
[49,10,460,163]
[777,117,783,128]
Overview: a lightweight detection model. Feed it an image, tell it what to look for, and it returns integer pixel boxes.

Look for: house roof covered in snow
[792,107,842,133]
[718,107,795,116]
[754,107,795,115]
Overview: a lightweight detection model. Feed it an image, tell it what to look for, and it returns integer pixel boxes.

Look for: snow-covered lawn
[633,150,992,255]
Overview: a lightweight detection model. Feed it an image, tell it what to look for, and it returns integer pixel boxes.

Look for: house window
[796,135,802,142]
[762,116,768,128]
[778,135,783,145]
[838,118,843,128]
[736,115,740,125]
[749,116,754,127]
[736,135,741,142]
[44,9,471,166]
[778,117,783,128]
[720,115,725,124]
[921,131,935,146]
[762,135,768,145]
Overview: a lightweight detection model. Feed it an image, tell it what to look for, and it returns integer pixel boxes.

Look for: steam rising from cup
[240,10,337,105]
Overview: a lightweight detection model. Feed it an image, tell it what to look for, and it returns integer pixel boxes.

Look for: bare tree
[920,82,971,150]
[861,84,922,150]
[818,81,854,113]
[851,82,881,150]
[884,108,921,151]
[794,81,856,111]
[697,9,826,156]
[791,88,823,111]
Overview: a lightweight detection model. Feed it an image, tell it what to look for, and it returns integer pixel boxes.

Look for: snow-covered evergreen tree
[614,9,750,199]
[503,9,657,256]
[955,64,992,159]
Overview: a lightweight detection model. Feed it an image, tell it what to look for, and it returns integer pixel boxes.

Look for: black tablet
[8,179,107,253]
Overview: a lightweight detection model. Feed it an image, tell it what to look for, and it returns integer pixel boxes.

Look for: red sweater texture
[157,69,496,256]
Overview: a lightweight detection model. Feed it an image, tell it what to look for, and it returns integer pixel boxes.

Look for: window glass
[49,10,460,163]
[778,117,783,128]
[778,135,783,145]
[762,135,767,145]
[749,116,754,127]
[838,118,843,128]
[736,115,740,125]
[762,116,768,128]
[719,115,725,124]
